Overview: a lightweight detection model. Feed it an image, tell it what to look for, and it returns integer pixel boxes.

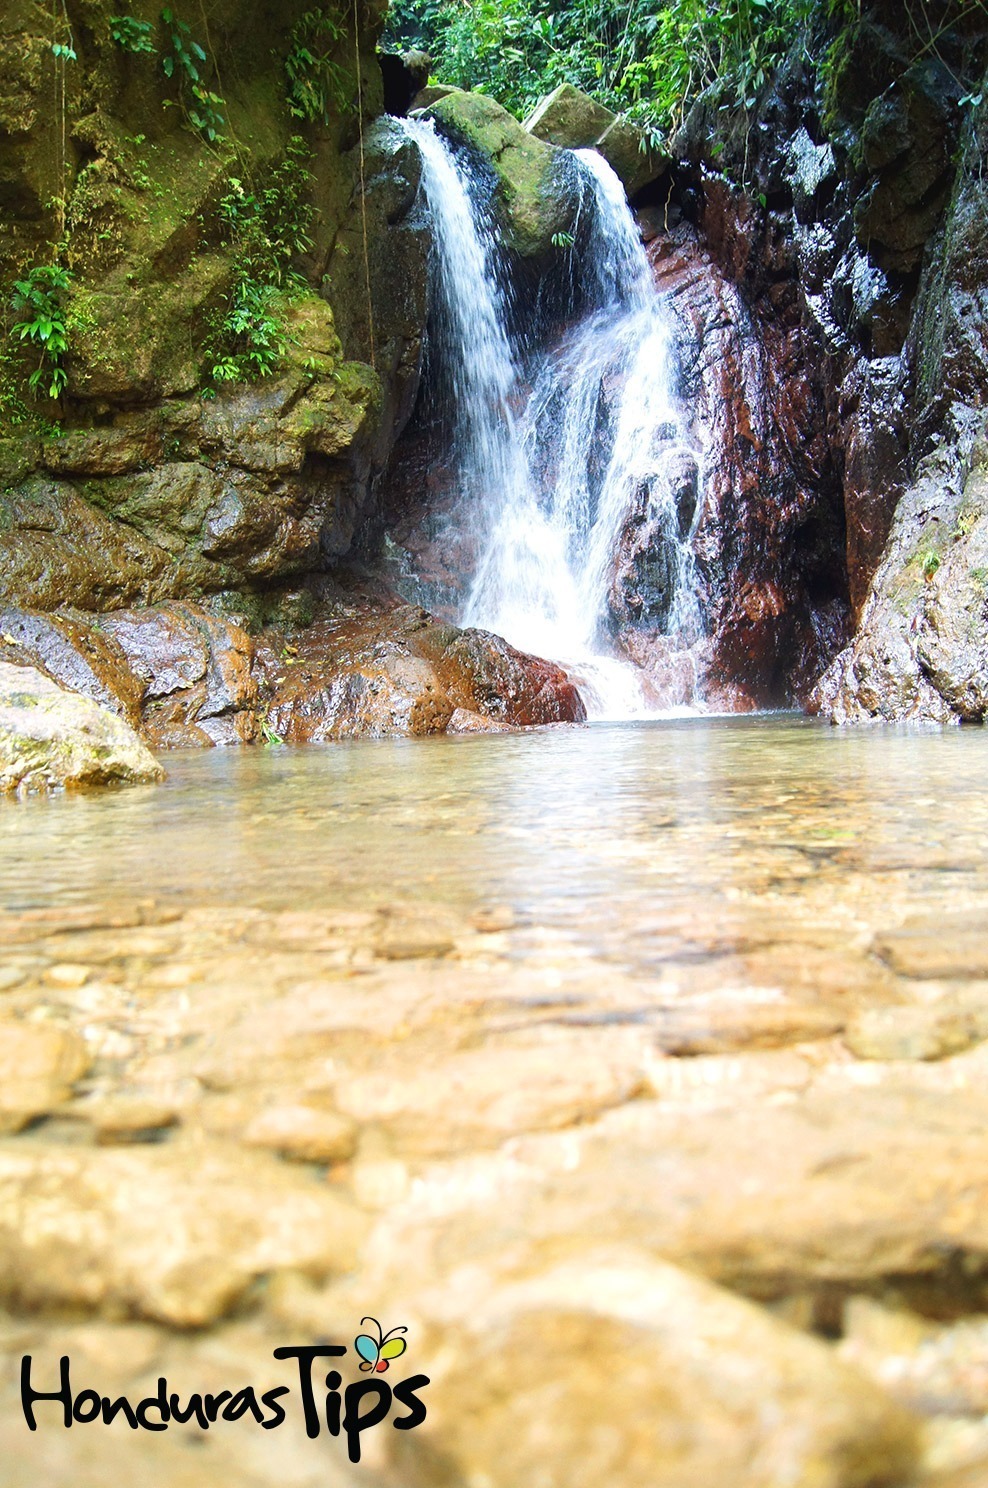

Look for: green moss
[425,91,579,257]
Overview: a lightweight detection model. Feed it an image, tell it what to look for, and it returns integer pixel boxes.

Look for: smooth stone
[73,1097,181,1143]
[0,1020,91,1133]
[845,1000,988,1061]
[0,662,163,793]
[0,1141,368,1325]
[352,1062,988,1305]
[332,1037,645,1155]
[875,923,988,980]
[655,1000,844,1054]
[840,1295,988,1417]
[242,1103,357,1163]
[388,1252,919,1488]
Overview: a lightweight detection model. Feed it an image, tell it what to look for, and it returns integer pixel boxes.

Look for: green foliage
[109,14,155,54]
[259,715,286,746]
[160,7,226,143]
[285,9,353,123]
[920,547,942,581]
[51,41,77,62]
[209,140,314,385]
[10,265,72,401]
[388,0,816,139]
[218,140,314,287]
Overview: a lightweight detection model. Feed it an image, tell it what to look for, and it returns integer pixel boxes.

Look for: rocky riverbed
[1,717,988,1486]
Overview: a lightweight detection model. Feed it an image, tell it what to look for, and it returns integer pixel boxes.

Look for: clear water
[4,718,986,978]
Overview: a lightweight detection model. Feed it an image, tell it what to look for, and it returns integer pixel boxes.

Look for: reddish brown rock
[257,592,586,742]
[0,607,144,726]
[0,602,258,749]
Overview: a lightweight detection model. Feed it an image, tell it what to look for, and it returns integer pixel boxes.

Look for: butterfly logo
[354,1317,408,1374]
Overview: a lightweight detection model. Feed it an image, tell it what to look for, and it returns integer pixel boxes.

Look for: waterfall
[399,119,704,719]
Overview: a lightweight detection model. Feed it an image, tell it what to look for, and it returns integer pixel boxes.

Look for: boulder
[1,602,259,749]
[423,90,581,257]
[0,662,163,793]
[596,114,665,196]
[411,82,459,110]
[525,83,664,195]
[524,82,617,147]
[256,597,586,742]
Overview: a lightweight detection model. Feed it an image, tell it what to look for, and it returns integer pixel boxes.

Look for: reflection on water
[4,715,987,969]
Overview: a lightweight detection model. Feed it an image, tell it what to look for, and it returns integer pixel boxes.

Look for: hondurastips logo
[21,1324,429,1464]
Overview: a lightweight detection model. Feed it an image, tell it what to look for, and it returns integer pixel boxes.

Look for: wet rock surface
[257,599,585,741]
[421,90,582,258]
[0,583,584,749]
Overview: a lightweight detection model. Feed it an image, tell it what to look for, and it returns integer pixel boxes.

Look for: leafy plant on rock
[160,7,226,143]
[285,9,354,123]
[109,14,156,54]
[209,139,315,385]
[10,264,72,400]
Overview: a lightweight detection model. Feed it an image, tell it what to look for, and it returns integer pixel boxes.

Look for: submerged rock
[845,999,988,1062]
[422,90,581,257]
[0,1021,90,1134]
[0,662,163,793]
[390,1255,919,1488]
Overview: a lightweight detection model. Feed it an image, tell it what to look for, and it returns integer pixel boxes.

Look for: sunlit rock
[0,1141,368,1326]
[0,662,163,793]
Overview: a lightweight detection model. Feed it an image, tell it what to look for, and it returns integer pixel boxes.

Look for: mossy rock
[0,660,163,793]
[423,90,580,257]
[524,84,616,148]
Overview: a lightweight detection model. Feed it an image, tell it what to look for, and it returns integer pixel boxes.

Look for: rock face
[0,0,427,620]
[606,14,987,715]
[0,662,163,792]
[813,80,988,724]
[611,221,852,710]
[421,90,582,257]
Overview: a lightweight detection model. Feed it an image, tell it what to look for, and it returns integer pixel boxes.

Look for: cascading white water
[401,120,704,719]
[401,119,533,520]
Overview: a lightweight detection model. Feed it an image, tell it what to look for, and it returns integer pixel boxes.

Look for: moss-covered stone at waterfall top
[421,90,581,257]
[523,83,665,196]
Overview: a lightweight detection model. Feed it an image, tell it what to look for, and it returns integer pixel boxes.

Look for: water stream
[401,121,704,719]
